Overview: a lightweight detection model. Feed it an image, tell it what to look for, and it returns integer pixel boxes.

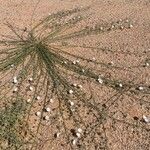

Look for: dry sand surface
[0,0,150,150]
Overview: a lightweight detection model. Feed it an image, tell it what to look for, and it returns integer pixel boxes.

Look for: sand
[0,0,150,150]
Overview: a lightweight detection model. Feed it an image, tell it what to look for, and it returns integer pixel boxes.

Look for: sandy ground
[0,0,150,150]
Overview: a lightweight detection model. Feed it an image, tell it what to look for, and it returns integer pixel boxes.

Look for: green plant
[0,7,149,150]
[0,98,27,150]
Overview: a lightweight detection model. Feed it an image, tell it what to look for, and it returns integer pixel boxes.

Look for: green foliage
[0,99,26,150]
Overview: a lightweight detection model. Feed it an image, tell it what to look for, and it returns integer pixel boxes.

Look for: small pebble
[36,111,41,117]
[44,115,50,121]
[36,96,41,100]
[50,98,54,103]
[10,64,14,68]
[68,89,73,94]
[56,132,60,138]
[69,100,74,106]
[109,61,114,66]
[76,132,81,138]
[45,107,51,112]
[29,78,33,82]
[119,83,123,88]
[73,83,77,87]
[27,99,31,103]
[71,108,75,112]
[92,57,96,61]
[125,19,129,23]
[29,86,33,91]
[23,27,27,32]
[111,25,115,29]
[13,87,18,92]
[72,138,77,145]
[73,60,79,64]
[97,78,103,84]
[129,24,133,28]
[63,61,67,64]
[13,77,18,84]
[120,26,124,30]
[138,86,144,91]
[81,69,85,73]
[143,115,150,124]
[76,60,80,63]
[77,84,82,89]
[73,61,76,64]
[77,128,82,133]
[133,116,139,120]
[145,62,149,67]
[100,27,103,30]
